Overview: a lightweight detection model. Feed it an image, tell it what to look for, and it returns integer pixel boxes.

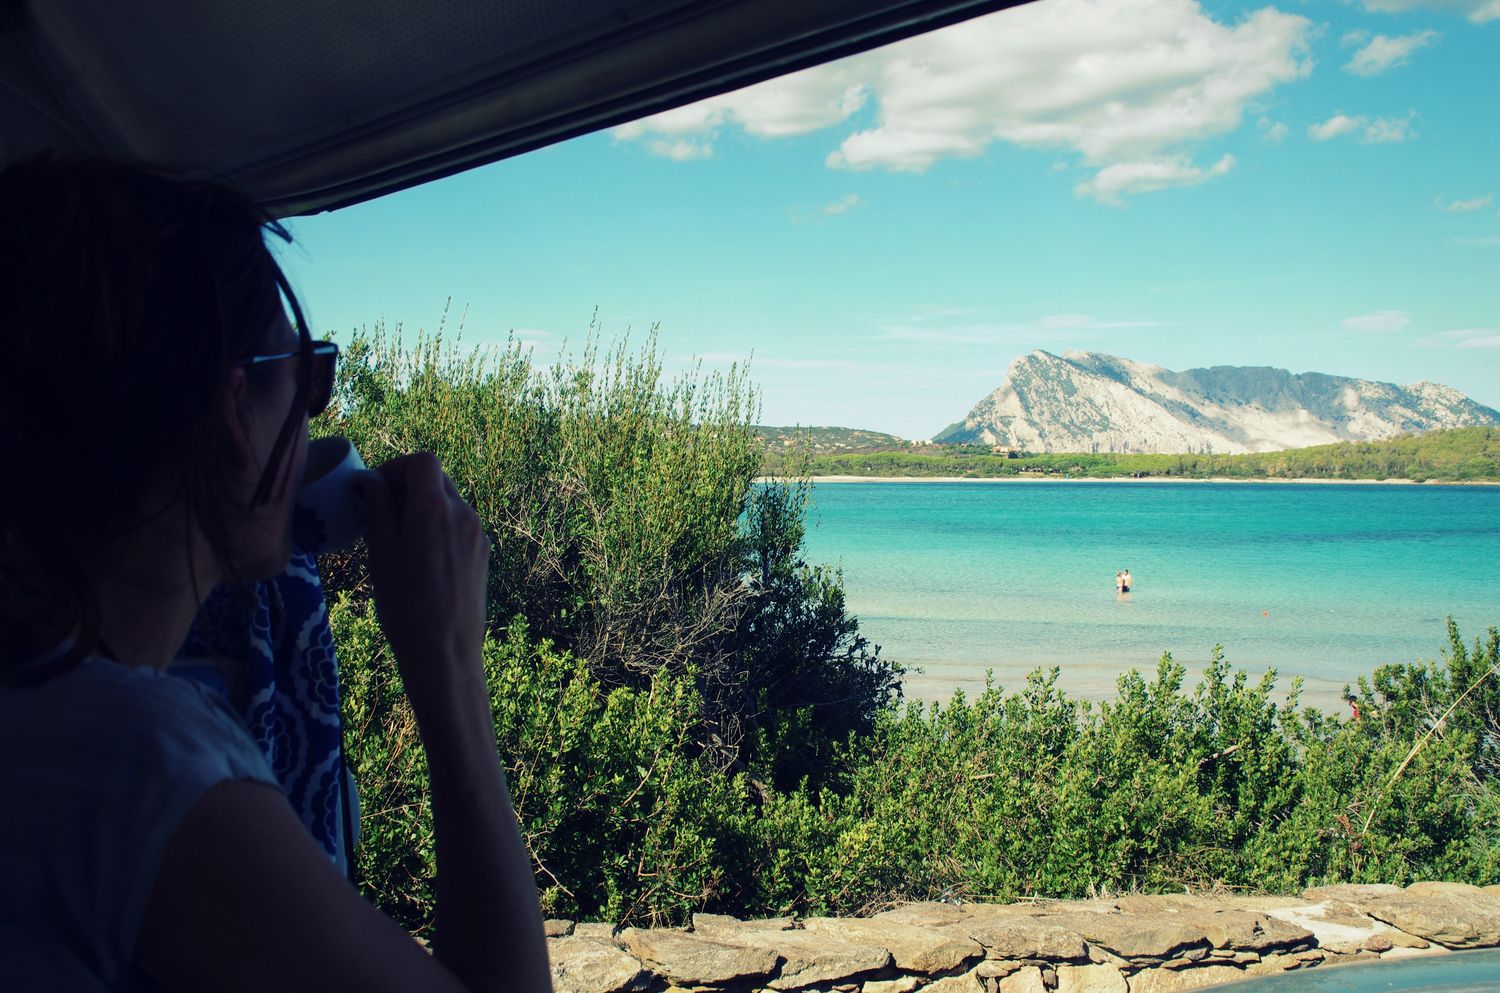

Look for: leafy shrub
[335,592,749,931]
[316,321,897,780]
[322,323,1498,932]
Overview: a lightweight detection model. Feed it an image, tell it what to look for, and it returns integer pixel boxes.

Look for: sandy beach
[898,662,1356,714]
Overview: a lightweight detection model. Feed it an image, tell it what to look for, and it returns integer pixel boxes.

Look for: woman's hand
[357,452,489,729]
[354,452,550,990]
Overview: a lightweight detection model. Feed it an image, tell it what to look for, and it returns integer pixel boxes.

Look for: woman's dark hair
[0,156,314,679]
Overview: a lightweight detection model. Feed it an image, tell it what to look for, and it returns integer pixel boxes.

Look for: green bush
[322,325,1499,933]
[317,322,898,781]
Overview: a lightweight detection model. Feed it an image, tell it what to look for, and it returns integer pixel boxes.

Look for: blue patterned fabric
[174,528,352,873]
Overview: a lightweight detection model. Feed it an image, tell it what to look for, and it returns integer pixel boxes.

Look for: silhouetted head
[0,156,315,678]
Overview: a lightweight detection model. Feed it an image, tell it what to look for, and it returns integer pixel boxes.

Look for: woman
[0,158,550,992]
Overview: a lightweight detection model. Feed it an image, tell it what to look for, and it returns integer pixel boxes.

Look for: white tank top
[0,654,277,991]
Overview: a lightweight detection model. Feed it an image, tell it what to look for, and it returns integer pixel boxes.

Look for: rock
[924,969,987,993]
[1384,931,1430,949]
[546,919,577,938]
[1299,884,1402,903]
[1316,899,1389,929]
[1260,903,1385,953]
[1023,899,1124,917]
[617,927,779,986]
[691,912,740,932]
[1293,950,1323,964]
[997,965,1049,993]
[804,917,982,974]
[548,935,652,993]
[936,352,1500,454]
[1322,951,1382,964]
[864,978,923,993]
[1405,881,1485,898]
[1087,945,1129,967]
[1346,888,1500,948]
[691,913,796,939]
[875,903,972,929]
[1242,954,1300,976]
[757,930,891,990]
[1204,950,1258,963]
[1127,965,1243,993]
[1041,964,1058,987]
[1193,912,1312,953]
[977,961,1023,980]
[1048,915,1210,962]
[574,922,618,940]
[967,921,1089,961]
[1056,964,1128,993]
[1113,895,1294,916]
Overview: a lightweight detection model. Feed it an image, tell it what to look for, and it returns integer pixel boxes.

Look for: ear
[220,365,255,474]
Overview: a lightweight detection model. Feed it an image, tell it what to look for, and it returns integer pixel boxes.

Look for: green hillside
[778,426,1500,482]
[755,424,913,455]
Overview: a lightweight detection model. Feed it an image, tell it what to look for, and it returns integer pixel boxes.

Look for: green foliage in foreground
[316,321,899,791]
[789,426,1500,482]
[338,591,1500,932]
[320,326,1498,935]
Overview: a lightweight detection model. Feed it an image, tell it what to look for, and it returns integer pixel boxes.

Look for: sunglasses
[239,341,339,417]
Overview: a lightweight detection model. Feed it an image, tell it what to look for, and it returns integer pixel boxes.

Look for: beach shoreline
[766,474,1500,485]
[898,665,1356,714]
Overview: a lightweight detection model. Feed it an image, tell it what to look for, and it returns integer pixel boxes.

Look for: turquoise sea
[797,481,1500,711]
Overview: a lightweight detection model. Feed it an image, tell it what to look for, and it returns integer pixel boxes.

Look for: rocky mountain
[935,350,1500,454]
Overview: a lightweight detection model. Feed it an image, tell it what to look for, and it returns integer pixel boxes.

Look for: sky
[281,0,1500,440]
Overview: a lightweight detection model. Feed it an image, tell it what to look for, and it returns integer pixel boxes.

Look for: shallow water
[798,481,1500,711]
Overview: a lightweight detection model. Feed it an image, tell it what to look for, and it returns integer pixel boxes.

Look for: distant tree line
[769,427,1500,482]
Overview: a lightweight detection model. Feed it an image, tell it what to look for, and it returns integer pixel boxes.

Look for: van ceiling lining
[0,0,1030,216]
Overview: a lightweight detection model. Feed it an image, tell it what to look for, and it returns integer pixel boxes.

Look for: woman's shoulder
[0,655,275,783]
[0,656,282,988]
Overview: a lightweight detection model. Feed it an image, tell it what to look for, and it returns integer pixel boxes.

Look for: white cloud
[613,66,871,144]
[1434,193,1494,212]
[1076,155,1235,205]
[1357,0,1500,24]
[1308,114,1361,141]
[1308,112,1417,143]
[1344,30,1441,76]
[1342,310,1411,333]
[648,138,713,161]
[1363,113,1418,143]
[1258,117,1288,142]
[615,0,1313,203]
[822,193,863,215]
[1418,329,1500,349]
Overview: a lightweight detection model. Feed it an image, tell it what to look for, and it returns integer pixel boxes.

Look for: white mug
[295,436,369,553]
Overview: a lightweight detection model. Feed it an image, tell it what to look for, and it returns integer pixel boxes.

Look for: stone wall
[545,882,1500,993]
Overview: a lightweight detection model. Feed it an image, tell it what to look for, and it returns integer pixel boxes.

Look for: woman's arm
[136,452,550,992]
[354,451,551,989]
[134,780,483,993]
